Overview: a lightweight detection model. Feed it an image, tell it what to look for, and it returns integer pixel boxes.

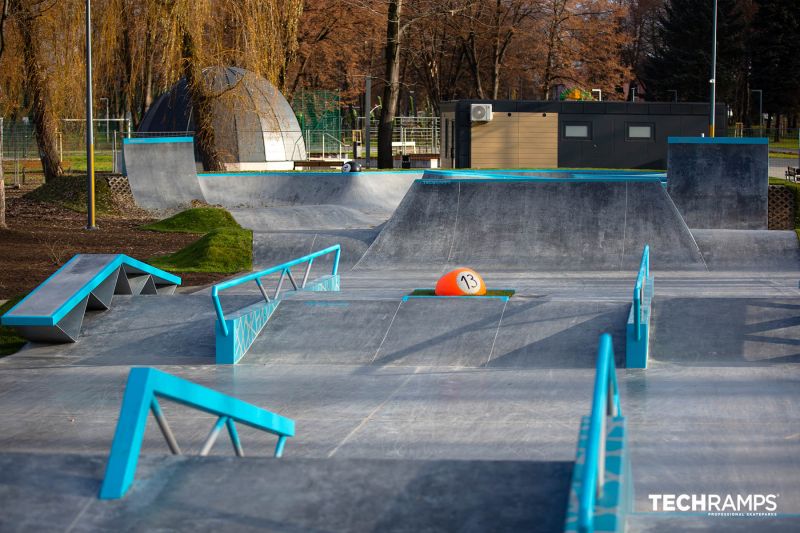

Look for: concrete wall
[667,137,769,230]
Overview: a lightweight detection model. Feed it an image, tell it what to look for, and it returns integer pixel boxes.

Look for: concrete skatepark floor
[3,170,800,531]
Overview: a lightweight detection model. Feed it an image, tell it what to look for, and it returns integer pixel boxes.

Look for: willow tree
[0,0,83,183]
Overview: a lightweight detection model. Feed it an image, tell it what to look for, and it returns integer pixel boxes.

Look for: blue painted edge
[402,295,510,302]
[419,176,664,185]
[1,254,181,327]
[123,136,194,145]
[427,168,664,176]
[668,136,768,145]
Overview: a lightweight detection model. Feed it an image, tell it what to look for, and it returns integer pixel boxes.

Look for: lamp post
[85,0,96,229]
[750,89,763,135]
[709,0,718,137]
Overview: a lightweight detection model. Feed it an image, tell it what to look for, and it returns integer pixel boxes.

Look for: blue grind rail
[565,334,631,533]
[212,245,341,364]
[626,245,654,368]
[100,367,295,500]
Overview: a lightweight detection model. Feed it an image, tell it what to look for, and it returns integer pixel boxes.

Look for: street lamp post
[709,0,718,137]
[751,89,763,135]
[85,0,96,229]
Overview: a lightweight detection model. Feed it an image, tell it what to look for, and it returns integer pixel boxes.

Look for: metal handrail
[99,367,295,499]
[632,245,650,341]
[578,333,622,533]
[211,244,341,337]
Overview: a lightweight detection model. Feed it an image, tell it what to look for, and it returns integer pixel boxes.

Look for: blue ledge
[2,254,180,327]
[123,136,194,145]
[418,176,664,185]
[668,136,768,145]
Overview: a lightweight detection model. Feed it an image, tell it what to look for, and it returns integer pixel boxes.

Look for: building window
[564,122,591,139]
[627,123,654,140]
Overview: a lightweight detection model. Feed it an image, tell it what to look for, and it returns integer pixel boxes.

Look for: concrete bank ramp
[355,178,707,271]
[692,229,800,271]
[199,171,420,212]
[253,230,376,271]
[0,452,572,532]
[122,137,204,210]
[247,297,628,368]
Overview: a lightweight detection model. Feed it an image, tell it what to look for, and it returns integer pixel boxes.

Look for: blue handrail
[632,245,650,342]
[578,333,622,533]
[100,367,294,499]
[211,244,341,337]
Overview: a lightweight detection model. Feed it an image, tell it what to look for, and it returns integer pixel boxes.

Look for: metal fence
[305,116,440,159]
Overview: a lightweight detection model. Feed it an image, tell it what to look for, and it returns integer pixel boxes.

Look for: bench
[1,254,180,343]
[626,245,653,368]
[786,167,799,182]
[212,245,341,364]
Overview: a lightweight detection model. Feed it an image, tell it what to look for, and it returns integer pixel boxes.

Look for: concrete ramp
[355,178,707,271]
[692,229,800,271]
[0,453,572,532]
[199,171,419,212]
[248,296,628,368]
[253,230,376,271]
[122,138,204,210]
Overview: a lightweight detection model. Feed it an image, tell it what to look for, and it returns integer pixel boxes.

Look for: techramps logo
[648,493,780,517]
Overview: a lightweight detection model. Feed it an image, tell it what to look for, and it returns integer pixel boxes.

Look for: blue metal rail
[211,244,341,337]
[100,367,294,500]
[632,245,650,342]
[579,333,622,533]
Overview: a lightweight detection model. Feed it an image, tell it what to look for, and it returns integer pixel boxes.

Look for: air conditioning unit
[470,103,493,122]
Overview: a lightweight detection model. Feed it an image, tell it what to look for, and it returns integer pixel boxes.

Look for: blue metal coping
[1,254,181,327]
[426,169,665,176]
[100,367,295,499]
[418,176,665,185]
[578,334,623,532]
[211,245,341,337]
[668,136,769,145]
[122,136,194,144]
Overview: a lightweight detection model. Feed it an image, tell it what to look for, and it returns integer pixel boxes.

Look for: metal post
[85,0,97,229]
[99,97,109,142]
[200,416,227,456]
[365,76,372,169]
[751,89,763,135]
[668,90,678,103]
[710,0,718,137]
[150,398,182,455]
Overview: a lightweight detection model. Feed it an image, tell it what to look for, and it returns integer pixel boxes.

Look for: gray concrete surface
[0,453,572,533]
[123,139,205,210]
[668,141,769,230]
[253,230,376,271]
[355,180,707,271]
[692,229,800,271]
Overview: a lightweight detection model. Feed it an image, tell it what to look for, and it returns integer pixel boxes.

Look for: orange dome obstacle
[435,268,487,296]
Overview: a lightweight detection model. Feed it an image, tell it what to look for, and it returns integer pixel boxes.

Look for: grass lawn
[0,297,26,357]
[142,207,241,233]
[149,227,253,274]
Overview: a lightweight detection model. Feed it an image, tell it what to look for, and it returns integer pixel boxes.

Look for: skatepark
[2,136,800,532]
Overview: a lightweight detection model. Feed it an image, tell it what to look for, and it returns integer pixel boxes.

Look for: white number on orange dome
[456,271,481,294]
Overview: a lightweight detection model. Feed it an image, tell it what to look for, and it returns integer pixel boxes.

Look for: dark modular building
[440,100,727,170]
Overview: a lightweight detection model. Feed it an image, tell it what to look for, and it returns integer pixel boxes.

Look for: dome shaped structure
[139,67,306,170]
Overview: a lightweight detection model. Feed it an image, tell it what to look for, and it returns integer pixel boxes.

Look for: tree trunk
[20,13,63,183]
[181,30,225,171]
[378,0,402,169]
[0,0,7,228]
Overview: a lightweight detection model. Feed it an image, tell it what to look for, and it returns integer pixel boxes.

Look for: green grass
[149,228,253,274]
[770,151,800,160]
[63,152,114,172]
[142,207,241,233]
[769,139,800,150]
[0,297,26,357]
[410,288,516,298]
